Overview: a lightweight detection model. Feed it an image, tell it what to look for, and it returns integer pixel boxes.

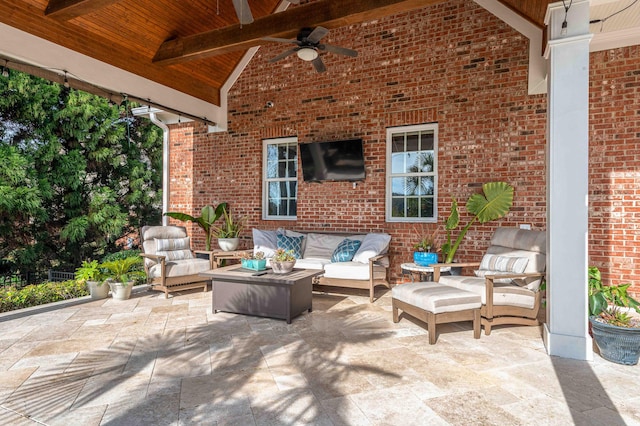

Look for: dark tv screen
[299,139,366,182]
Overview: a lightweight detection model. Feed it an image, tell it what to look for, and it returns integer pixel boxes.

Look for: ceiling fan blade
[320,44,358,57]
[269,48,299,63]
[312,57,327,73]
[307,26,329,44]
[262,36,300,45]
[232,0,254,25]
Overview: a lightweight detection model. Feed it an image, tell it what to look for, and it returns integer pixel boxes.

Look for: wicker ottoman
[392,281,482,344]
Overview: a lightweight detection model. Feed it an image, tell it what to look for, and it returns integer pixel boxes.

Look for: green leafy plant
[441,181,514,263]
[273,249,296,262]
[164,203,227,250]
[101,256,145,285]
[240,251,265,260]
[212,205,244,239]
[588,266,640,327]
[74,260,105,285]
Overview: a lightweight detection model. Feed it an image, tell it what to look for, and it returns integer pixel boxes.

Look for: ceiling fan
[263,27,358,73]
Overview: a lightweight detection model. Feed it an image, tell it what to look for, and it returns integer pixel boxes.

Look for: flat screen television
[299,139,366,182]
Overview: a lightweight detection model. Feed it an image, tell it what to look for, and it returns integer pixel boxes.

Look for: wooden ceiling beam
[45,0,121,21]
[153,0,444,65]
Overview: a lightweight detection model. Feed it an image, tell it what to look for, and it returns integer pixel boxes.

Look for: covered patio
[0,287,638,425]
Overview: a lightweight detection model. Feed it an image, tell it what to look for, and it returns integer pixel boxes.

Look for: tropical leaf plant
[164,203,227,250]
[589,266,640,327]
[442,181,514,263]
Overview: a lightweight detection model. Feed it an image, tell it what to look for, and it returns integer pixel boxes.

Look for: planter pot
[87,280,110,300]
[590,316,640,365]
[271,260,296,274]
[218,238,239,252]
[109,282,133,300]
[413,251,438,267]
[241,258,267,271]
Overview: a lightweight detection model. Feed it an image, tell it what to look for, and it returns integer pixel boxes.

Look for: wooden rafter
[44,0,121,20]
[153,0,444,65]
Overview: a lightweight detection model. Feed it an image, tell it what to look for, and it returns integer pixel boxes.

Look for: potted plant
[413,228,439,266]
[271,248,296,274]
[212,205,244,251]
[240,251,266,271]
[588,266,640,365]
[102,256,145,300]
[75,260,109,300]
[164,203,228,251]
[441,181,514,264]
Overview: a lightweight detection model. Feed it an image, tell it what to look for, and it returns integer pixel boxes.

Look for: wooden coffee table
[200,265,323,323]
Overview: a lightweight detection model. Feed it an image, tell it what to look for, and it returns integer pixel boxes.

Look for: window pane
[266,145,278,178]
[420,131,434,151]
[289,181,297,197]
[269,200,278,216]
[420,197,434,218]
[287,160,296,178]
[277,145,289,161]
[406,198,419,217]
[391,134,404,153]
[406,132,419,152]
[419,176,434,195]
[289,199,297,216]
[391,198,404,217]
[264,139,298,219]
[392,177,408,196]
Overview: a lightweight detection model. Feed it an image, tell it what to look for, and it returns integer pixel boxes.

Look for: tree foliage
[0,70,162,280]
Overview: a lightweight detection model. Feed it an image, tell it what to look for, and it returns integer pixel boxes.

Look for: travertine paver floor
[0,285,639,425]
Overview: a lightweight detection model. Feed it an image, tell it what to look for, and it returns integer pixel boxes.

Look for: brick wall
[167,0,640,293]
[589,45,640,288]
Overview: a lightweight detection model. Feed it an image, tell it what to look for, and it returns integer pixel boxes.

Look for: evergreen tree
[0,70,162,280]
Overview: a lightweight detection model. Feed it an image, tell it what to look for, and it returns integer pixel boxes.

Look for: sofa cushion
[331,239,362,262]
[352,233,391,264]
[148,258,210,279]
[392,282,481,314]
[323,261,371,280]
[277,234,304,259]
[285,230,307,254]
[253,228,280,258]
[291,258,328,270]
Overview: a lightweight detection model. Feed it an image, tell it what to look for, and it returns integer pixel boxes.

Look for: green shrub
[101,250,142,263]
[0,280,89,313]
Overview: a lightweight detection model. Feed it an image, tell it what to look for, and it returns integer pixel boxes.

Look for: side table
[211,249,253,268]
[400,262,451,282]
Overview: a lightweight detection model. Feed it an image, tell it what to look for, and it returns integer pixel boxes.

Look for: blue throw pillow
[276,234,304,259]
[331,239,362,263]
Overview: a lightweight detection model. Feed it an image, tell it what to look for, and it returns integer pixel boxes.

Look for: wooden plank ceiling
[0,0,552,106]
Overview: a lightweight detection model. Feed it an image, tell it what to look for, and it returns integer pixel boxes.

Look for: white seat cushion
[286,258,329,270]
[439,275,536,309]
[148,258,211,279]
[323,261,370,280]
[392,282,481,314]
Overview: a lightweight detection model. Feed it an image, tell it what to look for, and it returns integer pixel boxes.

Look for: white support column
[543,0,593,360]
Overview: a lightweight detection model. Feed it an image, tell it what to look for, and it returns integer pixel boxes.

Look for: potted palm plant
[102,256,145,300]
[75,260,109,300]
[441,181,514,264]
[213,205,244,251]
[588,266,640,365]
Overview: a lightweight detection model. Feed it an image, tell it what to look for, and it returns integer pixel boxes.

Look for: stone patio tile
[152,345,212,379]
[73,372,151,409]
[425,389,524,425]
[100,392,180,426]
[349,385,449,425]
[251,390,333,426]
[321,396,373,425]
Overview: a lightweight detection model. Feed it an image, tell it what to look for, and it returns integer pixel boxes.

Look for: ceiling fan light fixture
[297,47,318,61]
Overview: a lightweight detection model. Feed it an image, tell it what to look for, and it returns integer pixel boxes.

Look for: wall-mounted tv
[299,139,366,182]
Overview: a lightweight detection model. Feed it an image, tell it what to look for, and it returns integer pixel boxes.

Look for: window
[263,137,298,220]
[386,123,438,222]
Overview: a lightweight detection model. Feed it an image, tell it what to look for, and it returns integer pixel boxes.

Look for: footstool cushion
[392,281,482,344]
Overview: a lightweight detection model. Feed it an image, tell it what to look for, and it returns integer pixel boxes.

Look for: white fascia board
[474,0,547,95]
[0,22,223,125]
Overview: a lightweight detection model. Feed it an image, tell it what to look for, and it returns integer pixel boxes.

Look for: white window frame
[385,123,438,223]
[262,137,298,220]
